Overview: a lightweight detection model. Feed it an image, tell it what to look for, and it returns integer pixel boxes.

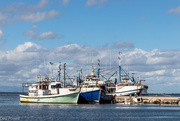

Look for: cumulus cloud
[1,42,180,93]
[1,0,61,24]
[17,10,60,23]
[112,41,134,49]
[14,42,42,52]
[167,6,180,14]
[86,0,108,7]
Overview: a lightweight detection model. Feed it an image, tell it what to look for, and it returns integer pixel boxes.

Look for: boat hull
[100,88,114,103]
[115,85,142,96]
[100,95,113,103]
[20,92,79,104]
[78,88,101,103]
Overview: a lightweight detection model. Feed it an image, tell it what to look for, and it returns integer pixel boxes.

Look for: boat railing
[117,81,142,86]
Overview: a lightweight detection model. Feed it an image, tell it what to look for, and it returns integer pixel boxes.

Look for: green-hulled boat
[20,62,80,104]
[20,81,80,104]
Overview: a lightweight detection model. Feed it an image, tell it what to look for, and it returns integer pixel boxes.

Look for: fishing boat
[20,63,80,104]
[100,81,116,103]
[111,52,148,96]
[78,65,102,103]
[114,73,147,96]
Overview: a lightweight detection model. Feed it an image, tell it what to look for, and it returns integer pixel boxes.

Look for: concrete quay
[114,95,180,105]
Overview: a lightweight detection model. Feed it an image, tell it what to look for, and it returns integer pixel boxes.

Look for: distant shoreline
[0,92,26,94]
[0,92,180,95]
[142,93,180,95]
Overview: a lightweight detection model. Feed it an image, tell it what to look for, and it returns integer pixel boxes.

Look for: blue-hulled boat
[78,86,101,103]
[78,65,102,103]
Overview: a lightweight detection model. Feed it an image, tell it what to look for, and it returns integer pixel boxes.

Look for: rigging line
[96,68,116,75]
[148,89,170,97]
[102,70,117,76]
[65,73,74,83]
[100,68,118,75]
[94,66,118,75]
[107,66,119,70]
[100,66,119,72]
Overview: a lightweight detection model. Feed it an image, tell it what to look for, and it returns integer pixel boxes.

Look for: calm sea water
[0,93,180,121]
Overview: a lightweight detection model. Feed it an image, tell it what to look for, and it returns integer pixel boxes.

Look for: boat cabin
[28,81,62,96]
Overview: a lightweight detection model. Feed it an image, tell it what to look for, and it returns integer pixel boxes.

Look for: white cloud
[112,41,134,49]
[167,6,180,14]
[27,0,48,11]
[31,25,38,29]
[4,3,24,12]
[1,1,61,25]
[18,10,60,23]
[4,0,48,12]
[34,32,58,39]
[1,42,180,93]
[86,0,108,7]
[145,70,166,76]
[14,42,42,52]
[62,0,70,5]
[24,30,60,40]
[0,13,9,21]
[0,12,10,25]
[0,30,3,40]
[24,30,37,37]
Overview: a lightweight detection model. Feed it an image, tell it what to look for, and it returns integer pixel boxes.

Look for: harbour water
[0,92,180,121]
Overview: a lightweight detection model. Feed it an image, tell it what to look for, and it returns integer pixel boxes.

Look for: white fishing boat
[20,81,80,104]
[114,75,147,96]
[20,63,80,104]
[117,52,147,96]
[107,52,148,96]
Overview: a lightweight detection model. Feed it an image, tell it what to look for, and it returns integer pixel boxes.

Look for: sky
[0,0,180,93]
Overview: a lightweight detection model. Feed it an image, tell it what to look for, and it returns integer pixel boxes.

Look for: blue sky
[1,0,180,50]
[1,0,180,93]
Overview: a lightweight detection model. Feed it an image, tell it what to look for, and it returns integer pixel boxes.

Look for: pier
[114,95,180,105]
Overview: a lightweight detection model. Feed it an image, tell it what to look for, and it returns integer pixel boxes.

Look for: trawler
[77,61,115,103]
[109,52,148,96]
[114,73,148,96]
[20,63,80,104]
[78,65,102,103]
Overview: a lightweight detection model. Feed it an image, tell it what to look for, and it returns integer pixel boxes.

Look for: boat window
[29,90,36,93]
[43,85,48,90]
[56,84,61,88]
[51,85,56,89]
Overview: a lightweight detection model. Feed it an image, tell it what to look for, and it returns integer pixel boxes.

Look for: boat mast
[58,62,61,82]
[97,59,100,78]
[50,62,54,82]
[64,63,66,88]
[132,73,135,82]
[91,61,95,76]
[118,52,122,82]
